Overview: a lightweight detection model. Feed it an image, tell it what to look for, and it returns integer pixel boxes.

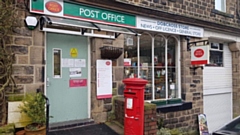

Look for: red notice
[69,79,87,87]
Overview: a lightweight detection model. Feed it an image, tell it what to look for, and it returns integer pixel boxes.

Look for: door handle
[47,78,50,87]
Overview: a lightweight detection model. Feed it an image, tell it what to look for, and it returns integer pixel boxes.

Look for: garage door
[203,44,232,133]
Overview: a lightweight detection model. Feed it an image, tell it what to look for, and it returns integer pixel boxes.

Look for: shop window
[215,0,226,12]
[123,34,180,101]
[207,43,223,67]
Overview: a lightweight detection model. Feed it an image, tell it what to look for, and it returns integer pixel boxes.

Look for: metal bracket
[186,36,209,51]
[189,65,204,75]
[91,22,101,31]
[115,33,121,38]
[81,28,88,35]
[127,28,139,36]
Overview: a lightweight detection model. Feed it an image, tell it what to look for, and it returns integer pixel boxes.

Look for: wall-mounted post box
[122,78,147,135]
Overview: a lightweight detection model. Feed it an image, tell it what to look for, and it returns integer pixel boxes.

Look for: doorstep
[49,118,94,131]
[105,121,124,135]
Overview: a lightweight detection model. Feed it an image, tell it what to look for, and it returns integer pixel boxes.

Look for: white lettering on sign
[79,8,100,18]
[101,13,125,23]
[79,8,125,23]
[136,16,204,37]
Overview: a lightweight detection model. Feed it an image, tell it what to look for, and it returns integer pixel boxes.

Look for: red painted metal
[123,78,147,135]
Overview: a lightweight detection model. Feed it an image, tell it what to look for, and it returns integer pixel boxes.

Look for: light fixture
[24,16,38,30]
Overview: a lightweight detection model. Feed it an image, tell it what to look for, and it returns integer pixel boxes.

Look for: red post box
[122,78,147,135]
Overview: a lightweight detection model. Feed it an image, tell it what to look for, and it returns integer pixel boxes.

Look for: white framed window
[123,33,181,101]
[207,43,223,67]
[215,0,226,12]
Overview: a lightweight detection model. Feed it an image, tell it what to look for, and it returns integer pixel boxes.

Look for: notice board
[96,60,112,99]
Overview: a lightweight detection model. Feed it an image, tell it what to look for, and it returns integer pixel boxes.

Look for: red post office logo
[194,49,204,58]
[106,61,111,66]
[45,1,62,13]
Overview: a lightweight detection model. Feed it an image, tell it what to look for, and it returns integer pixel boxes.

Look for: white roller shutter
[203,44,232,133]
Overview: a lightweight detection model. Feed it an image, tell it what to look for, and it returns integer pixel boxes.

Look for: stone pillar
[228,42,240,117]
[90,35,124,122]
[180,37,203,130]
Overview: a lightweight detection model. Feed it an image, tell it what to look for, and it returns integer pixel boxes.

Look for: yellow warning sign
[70,48,78,58]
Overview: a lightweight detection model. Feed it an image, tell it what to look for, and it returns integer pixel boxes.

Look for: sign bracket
[186,36,209,51]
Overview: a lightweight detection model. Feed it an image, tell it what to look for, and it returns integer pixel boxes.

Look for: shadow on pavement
[49,123,119,135]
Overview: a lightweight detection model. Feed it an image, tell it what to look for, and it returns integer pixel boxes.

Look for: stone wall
[229,42,240,117]
[90,35,125,122]
[179,36,203,129]
[114,97,157,135]
[157,109,197,130]
[6,0,44,95]
[115,0,239,28]
[114,97,125,125]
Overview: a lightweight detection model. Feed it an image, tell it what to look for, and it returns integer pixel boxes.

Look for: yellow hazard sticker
[70,48,78,58]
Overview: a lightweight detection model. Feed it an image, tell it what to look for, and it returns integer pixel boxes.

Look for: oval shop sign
[194,49,204,58]
[45,1,62,13]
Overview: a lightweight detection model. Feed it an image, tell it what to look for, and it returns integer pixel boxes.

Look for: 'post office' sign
[191,46,209,65]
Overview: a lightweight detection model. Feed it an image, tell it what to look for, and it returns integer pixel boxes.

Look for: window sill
[211,9,234,18]
[156,102,192,113]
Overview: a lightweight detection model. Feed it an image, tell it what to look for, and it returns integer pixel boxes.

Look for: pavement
[48,121,124,135]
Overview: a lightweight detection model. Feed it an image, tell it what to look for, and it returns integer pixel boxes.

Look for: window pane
[209,50,223,67]
[219,43,223,50]
[215,0,225,12]
[53,49,61,78]
[123,35,138,78]
[167,37,177,98]
[154,36,166,99]
[140,33,152,100]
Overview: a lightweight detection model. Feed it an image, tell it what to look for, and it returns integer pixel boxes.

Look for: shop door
[46,33,89,123]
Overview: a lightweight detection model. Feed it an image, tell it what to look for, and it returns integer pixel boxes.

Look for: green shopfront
[30,0,204,128]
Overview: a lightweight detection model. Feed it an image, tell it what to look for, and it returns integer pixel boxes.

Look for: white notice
[69,68,82,77]
[68,59,74,67]
[96,60,112,99]
[126,98,133,109]
[75,59,86,67]
[61,58,69,67]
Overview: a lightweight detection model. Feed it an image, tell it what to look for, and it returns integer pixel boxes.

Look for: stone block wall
[179,36,203,129]
[157,109,197,130]
[115,0,239,28]
[5,0,45,95]
[90,35,125,122]
[229,42,240,117]
[114,97,157,135]
[114,96,125,125]
[144,103,157,135]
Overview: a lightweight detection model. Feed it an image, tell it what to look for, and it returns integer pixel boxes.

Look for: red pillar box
[123,78,147,135]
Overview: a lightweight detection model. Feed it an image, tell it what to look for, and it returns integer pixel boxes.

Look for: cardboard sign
[124,59,131,66]
[69,79,87,87]
[198,114,209,135]
[191,46,209,65]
